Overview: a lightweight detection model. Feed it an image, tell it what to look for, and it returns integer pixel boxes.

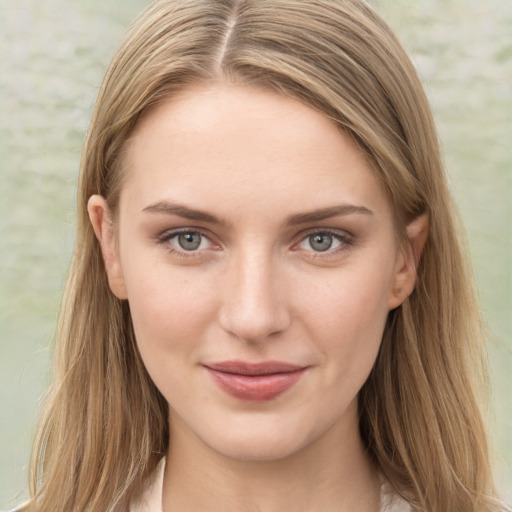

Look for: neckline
[130,458,411,512]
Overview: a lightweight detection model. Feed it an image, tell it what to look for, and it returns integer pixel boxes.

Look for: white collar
[130,459,412,512]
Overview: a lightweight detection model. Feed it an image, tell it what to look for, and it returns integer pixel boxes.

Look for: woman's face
[90,84,421,462]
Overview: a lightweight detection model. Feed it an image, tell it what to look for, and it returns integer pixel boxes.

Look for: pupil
[310,233,332,252]
[178,232,201,250]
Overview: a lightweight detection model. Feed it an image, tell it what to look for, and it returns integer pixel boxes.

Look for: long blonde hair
[29,1,506,510]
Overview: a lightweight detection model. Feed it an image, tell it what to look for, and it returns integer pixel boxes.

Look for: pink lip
[204,361,307,402]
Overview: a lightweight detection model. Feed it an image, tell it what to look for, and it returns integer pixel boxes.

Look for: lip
[204,361,307,402]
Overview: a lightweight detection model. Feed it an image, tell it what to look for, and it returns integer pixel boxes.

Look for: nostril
[218,296,291,344]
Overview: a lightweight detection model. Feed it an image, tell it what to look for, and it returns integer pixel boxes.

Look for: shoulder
[380,479,413,512]
[8,501,32,512]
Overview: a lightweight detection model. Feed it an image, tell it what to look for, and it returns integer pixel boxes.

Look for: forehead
[120,83,391,221]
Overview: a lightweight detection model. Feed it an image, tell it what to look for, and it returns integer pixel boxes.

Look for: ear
[87,195,128,300]
[388,213,429,310]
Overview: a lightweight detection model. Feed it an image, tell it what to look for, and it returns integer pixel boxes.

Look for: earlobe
[87,195,128,300]
[388,213,429,310]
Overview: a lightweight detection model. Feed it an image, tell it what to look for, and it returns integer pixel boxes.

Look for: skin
[89,83,427,512]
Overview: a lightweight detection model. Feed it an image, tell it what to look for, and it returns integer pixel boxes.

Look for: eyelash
[157,228,218,258]
[293,229,354,257]
[157,228,354,258]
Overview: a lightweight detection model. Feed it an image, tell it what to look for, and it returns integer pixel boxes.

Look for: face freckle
[98,82,409,462]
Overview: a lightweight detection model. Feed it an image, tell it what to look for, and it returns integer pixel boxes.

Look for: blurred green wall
[1,0,510,507]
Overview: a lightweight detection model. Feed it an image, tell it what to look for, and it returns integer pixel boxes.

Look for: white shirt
[130,460,412,512]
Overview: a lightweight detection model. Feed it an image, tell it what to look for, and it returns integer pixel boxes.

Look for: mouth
[203,361,308,401]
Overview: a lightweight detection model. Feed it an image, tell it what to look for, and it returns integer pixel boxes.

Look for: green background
[1,0,510,507]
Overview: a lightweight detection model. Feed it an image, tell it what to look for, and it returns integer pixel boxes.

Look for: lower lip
[205,367,307,401]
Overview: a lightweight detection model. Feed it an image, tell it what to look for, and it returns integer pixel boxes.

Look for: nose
[218,248,291,344]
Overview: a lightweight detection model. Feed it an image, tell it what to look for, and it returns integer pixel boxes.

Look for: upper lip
[204,360,306,376]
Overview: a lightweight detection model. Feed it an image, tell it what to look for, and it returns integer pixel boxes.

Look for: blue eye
[308,233,336,252]
[297,231,346,253]
[166,231,213,252]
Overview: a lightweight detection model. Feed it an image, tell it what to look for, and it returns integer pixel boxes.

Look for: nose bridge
[219,243,289,343]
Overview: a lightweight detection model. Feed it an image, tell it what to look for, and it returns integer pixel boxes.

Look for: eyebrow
[284,204,373,226]
[142,200,229,226]
[142,200,373,226]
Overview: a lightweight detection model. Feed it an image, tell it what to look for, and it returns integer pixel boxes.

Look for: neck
[162,404,381,512]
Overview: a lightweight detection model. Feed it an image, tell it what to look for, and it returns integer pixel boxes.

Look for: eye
[173,232,207,251]
[159,229,215,254]
[296,231,350,253]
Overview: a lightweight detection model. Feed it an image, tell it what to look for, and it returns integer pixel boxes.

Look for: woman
[17,0,509,511]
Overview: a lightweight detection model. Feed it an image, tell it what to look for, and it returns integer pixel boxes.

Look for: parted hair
[28,1,507,511]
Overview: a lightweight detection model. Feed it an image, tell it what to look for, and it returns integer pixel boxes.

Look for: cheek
[123,263,221,406]
[297,260,393,377]
[120,251,218,359]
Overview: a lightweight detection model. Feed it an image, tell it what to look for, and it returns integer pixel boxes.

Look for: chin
[211,435,308,463]
[195,412,324,463]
